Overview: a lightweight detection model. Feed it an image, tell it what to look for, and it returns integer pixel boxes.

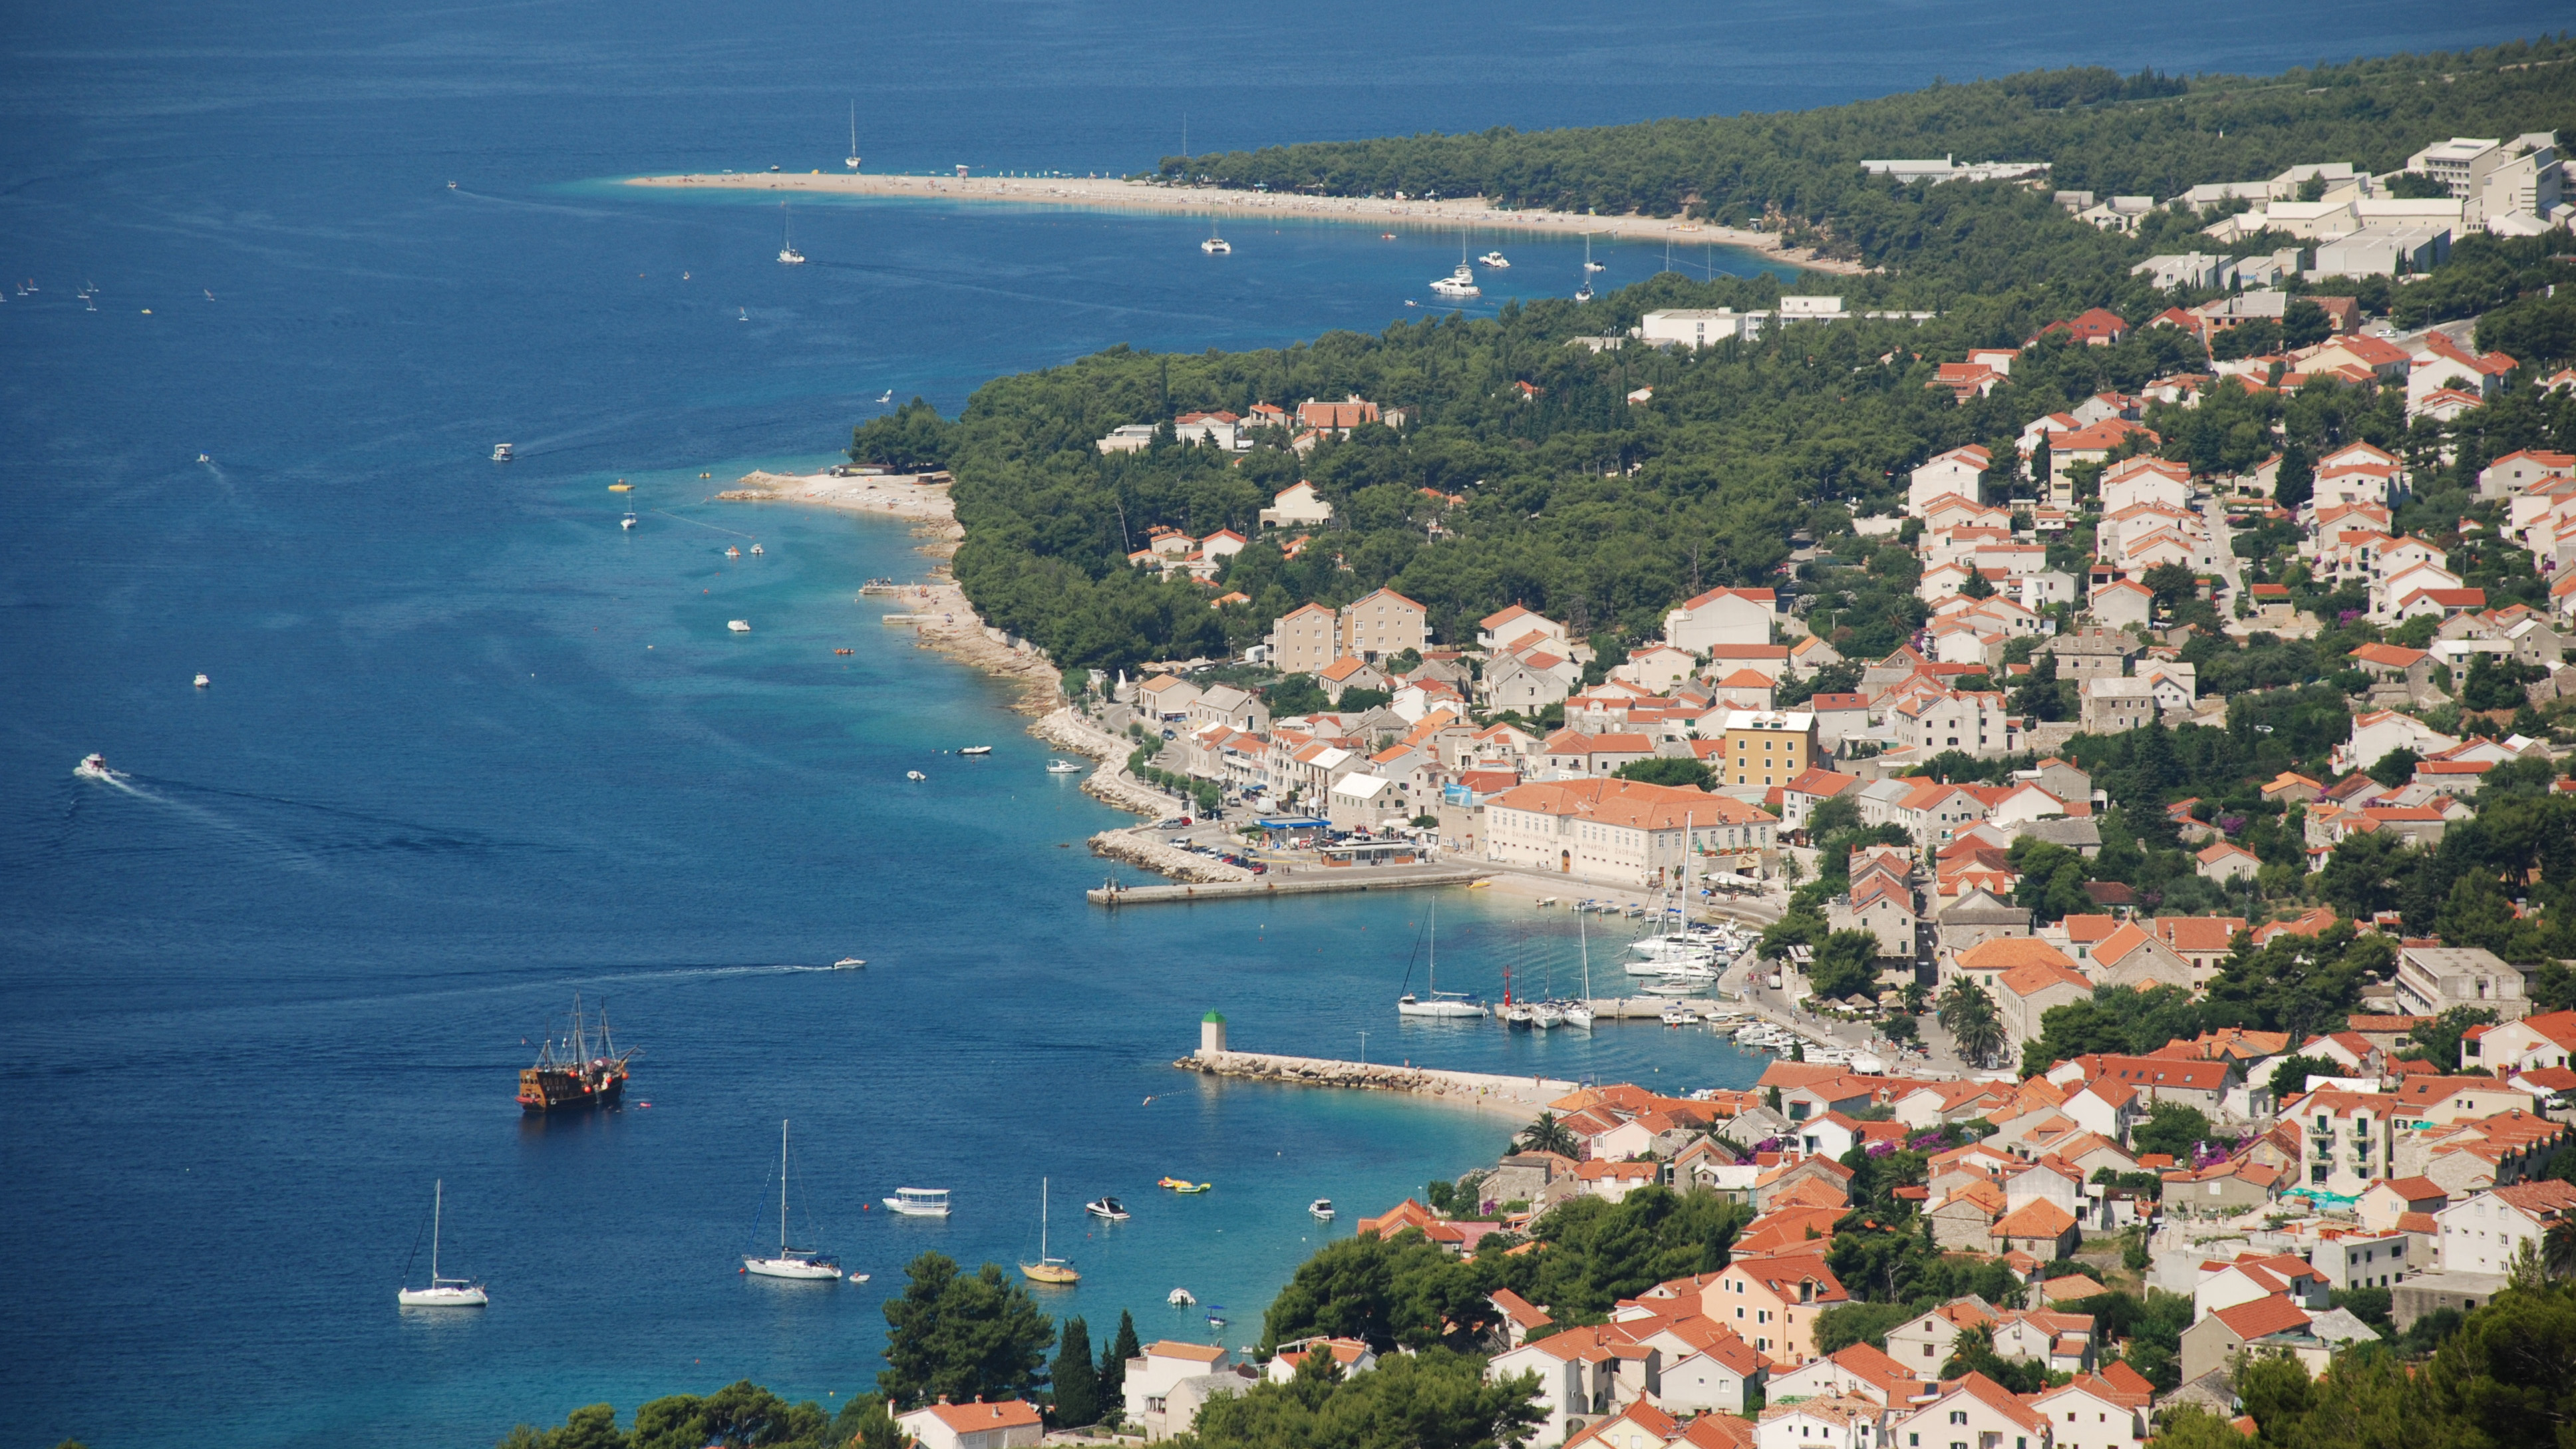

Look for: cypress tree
[1100,1308,1141,1407]
[1051,1317,1101,1428]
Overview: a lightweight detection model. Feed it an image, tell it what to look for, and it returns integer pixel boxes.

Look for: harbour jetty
[1092,863,1490,906]
[1180,1049,1571,1118]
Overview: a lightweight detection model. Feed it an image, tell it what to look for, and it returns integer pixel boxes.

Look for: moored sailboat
[397,1178,488,1307]
[1019,1177,1078,1284]
[743,1119,844,1280]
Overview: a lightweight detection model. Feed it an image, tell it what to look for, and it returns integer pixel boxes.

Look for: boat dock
[1585,997,1738,1020]
[1089,864,1492,906]
[1178,1048,1573,1116]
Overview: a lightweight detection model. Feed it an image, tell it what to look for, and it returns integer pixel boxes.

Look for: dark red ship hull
[518,1065,629,1113]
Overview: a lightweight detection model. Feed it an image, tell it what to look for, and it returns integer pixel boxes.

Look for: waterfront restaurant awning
[1257,817,1331,829]
[1317,840,1420,867]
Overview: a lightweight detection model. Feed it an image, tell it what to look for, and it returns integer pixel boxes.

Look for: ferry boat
[1085,1196,1130,1221]
[74,752,113,780]
[516,995,634,1113]
[490,443,514,462]
[884,1186,952,1217]
[744,1120,842,1280]
[397,1178,487,1308]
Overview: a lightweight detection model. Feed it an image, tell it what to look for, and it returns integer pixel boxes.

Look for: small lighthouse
[1199,1009,1227,1059]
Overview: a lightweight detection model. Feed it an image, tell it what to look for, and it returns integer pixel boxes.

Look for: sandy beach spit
[625,171,1868,275]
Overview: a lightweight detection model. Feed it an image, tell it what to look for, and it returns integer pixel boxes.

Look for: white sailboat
[397,1178,488,1307]
[845,102,863,171]
[1561,914,1595,1028]
[778,202,806,265]
[1583,234,1606,271]
[1397,905,1485,1017]
[743,1119,843,1280]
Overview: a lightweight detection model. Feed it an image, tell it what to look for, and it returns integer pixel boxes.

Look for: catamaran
[1397,905,1484,1017]
[743,1120,844,1280]
[1019,1177,1078,1284]
[397,1178,488,1307]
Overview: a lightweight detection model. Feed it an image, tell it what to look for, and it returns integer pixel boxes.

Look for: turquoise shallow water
[2,0,2563,1443]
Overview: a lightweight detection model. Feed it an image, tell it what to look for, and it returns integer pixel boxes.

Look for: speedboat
[749,543,764,556]
[490,443,513,462]
[621,512,637,531]
[726,619,750,632]
[1478,251,1510,267]
[883,1187,951,1217]
[1045,758,1084,774]
[1575,282,1594,302]
[1201,236,1231,254]
[194,673,210,688]
[1661,1006,1690,1026]
[958,745,993,756]
[725,546,740,559]
[832,957,866,969]
[1169,1287,1196,1305]
[73,752,112,780]
[1309,1198,1335,1220]
[1086,1196,1130,1221]
[1429,265,1479,297]
[906,770,926,781]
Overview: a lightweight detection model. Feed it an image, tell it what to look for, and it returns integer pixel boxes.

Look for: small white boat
[957,745,993,756]
[726,546,740,558]
[620,512,637,531]
[738,308,749,322]
[1045,758,1084,774]
[194,673,210,689]
[447,180,457,190]
[832,957,866,969]
[490,443,514,462]
[1575,281,1594,303]
[744,1120,842,1280]
[1168,1287,1196,1307]
[884,1186,951,1217]
[749,543,764,555]
[778,202,807,265]
[1086,1196,1130,1221]
[73,752,112,780]
[906,770,926,781]
[196,452,210,462]
[397,1178,488,1308]
[726,619,750,632]
[1478,251,1510,267]
[1309,1198,1335,1221]
[846,102,863,171]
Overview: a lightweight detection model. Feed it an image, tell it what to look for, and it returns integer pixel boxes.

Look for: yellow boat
[609,482,633,492]
[1019,1177,1079,1285]
[1159,1177,1211,1194]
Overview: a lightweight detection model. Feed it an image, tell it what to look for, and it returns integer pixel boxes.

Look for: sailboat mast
[1427,904,1436,995]
[779,1120,790,1253]
[1041,1176,1049,1260]
[431,1178,442,1282]
[1580,912,1591,1000]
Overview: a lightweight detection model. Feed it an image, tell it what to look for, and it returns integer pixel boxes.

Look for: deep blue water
[2,0,2563,1444]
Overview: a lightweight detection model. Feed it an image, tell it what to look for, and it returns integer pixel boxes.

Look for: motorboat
[1019,1177,1078,1285]
[1309,1198,1335,1220]
[1045,758,1084,774]
[1085,1196,1130,1221]
[744,1120,842,1281]
[883,1187,951,1217]
[621,512,637,531]
[1478,251,1510,267]
[832,957,866,969]
[397,1179,488,1308]
[726,546,741,559]
[958,745,993,756]
[727,619,750,632]
[906,770,926,781]
[1661,1007,1690,1027]
[1168,1287,1197,1306]
[1429,264,1479,298]
[490,443,513,462]
[73,752,112,780]
[194,673,210,688]
[749,543,764,555]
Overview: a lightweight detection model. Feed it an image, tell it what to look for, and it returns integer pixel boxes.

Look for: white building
[1909,445,1991,516]
[894,1401,1045,1449]
[1641,309,1767,347]
[1122,1341,1237,1442]
[2438,1182,2576,1275]
[1664,586,1782,651]
[1258,481,1335,528]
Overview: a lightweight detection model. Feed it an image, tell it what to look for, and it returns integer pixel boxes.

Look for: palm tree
[1938,977,2006,1068]
[1515,1112,1578,1158]
[2545,1219,2576,1281]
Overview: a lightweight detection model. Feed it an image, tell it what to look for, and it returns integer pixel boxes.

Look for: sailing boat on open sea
[743,1120,844,1281]
[397,1179,486,1307]
[778,202,806,265]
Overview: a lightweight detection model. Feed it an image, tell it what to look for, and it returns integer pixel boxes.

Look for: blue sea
[0,0,2557,1444]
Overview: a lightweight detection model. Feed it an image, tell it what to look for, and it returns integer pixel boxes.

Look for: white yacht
[1583,234,1606,271]
[1309,1198,1335,1220]
[1085,1196,1130,1221]
[490,443,514,462]
[1529,1001,1565,1029]
[1045,758,1084,774]
[621,510,637,531]
[1397,907,1486,1017]
[1575,280,1594,303]
[397,1178,488,1307]
[958,745,993,756]
[727,619,751,632]
[832,957,866,969]
[194,673,210,689]
[73,752,112,780]
[1429,264,1479,298]
[884,1186,952,1217]
[749,543,764,555]
[1168,1287,1196,1306]
[1201,216,1230,254]
[906,770,926,781]
[744,1120,844,1280]
[1478,251,1510,267]
[778,202,806,265]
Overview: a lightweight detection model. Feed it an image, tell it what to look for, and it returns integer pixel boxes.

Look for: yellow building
[1720,709,1817,789]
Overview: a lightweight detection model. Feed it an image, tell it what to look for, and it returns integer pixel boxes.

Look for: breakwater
[1178,1049,1574,1116]
[1091,864,1490,905]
